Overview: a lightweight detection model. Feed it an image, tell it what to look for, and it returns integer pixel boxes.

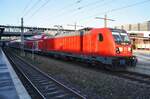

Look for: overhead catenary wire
[32,0,84,26]
[61,0,116,24]
[50,0,112,26]
[60,0,105,17]
[26,0,51,20]
[26,0,83,26]
[81,0,150,24]
[42,0,149,27]
[22,0,33,15]
[18,0,33,22]
[76,0,83,4]
[75,0,114,14]
[55,0,150,28]
[108,0,150,13]
[55,0,104,18]
[41,0,106,26]
[23,0,42,17]
[77,0,104,10]
[23,0,150,29]
[45,0,83,19]
[66,0,113,20]
[39,0,83,20]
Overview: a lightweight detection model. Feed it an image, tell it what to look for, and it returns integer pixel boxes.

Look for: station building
[115,21,150,50]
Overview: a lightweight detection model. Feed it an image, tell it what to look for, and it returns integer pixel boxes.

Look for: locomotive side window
[98,33,103,41]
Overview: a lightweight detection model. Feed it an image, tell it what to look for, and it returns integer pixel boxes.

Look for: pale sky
[0,0,150,29]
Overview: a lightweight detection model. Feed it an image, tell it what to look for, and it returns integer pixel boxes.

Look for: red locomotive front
[111,29,132,57]
[79,28,137,68]
[89,28,137,68]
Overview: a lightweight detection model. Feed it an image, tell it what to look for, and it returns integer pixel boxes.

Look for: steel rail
[4,50,45,99]
[6,50,86,99]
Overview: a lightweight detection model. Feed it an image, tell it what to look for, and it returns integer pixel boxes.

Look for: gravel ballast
[13,50,150,99]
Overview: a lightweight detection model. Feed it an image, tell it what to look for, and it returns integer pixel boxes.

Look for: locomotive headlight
[128,47,132,52]
[119,47,123,52]
[116,47,120,54]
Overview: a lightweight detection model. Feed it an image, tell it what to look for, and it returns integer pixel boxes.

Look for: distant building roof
[115,21,150,31]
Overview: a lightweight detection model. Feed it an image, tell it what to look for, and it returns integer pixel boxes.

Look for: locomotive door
[92,33,98,55]
[91,33,99,55]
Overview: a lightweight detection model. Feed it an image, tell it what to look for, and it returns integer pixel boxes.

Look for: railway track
[5,48,150,99]
[5,50,86,99]
[117,70,150,86]
[11,48,150,86]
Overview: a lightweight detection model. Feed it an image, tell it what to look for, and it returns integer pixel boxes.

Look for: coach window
[98,33,103,41]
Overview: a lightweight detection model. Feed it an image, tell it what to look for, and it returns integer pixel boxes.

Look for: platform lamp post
[20,17,25,56]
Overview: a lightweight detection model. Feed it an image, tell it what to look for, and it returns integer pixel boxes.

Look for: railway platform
[0,47,31,99]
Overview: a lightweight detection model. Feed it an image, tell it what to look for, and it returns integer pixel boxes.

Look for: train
[10,28,137,70]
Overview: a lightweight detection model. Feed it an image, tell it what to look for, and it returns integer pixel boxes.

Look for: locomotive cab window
[98,33,103,41]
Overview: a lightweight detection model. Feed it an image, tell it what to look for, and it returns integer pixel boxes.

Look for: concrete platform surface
[0,48,31,99]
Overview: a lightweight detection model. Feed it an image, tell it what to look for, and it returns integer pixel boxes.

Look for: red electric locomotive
[41,28,137,68]
[25,28,137,69]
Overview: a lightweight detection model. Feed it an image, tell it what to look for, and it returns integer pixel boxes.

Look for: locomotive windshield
[111,29,131,44]
[120,32,130,42]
